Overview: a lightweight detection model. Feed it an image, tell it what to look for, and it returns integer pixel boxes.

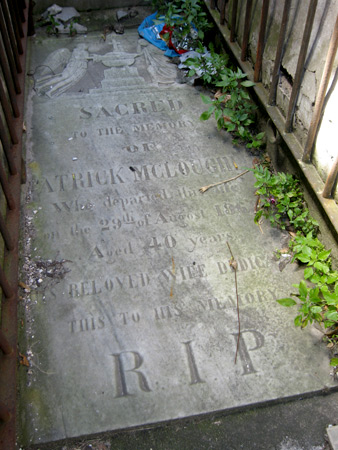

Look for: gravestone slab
[21,30,336,445]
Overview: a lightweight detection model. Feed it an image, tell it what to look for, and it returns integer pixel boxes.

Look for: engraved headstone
[21,30,336,445]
